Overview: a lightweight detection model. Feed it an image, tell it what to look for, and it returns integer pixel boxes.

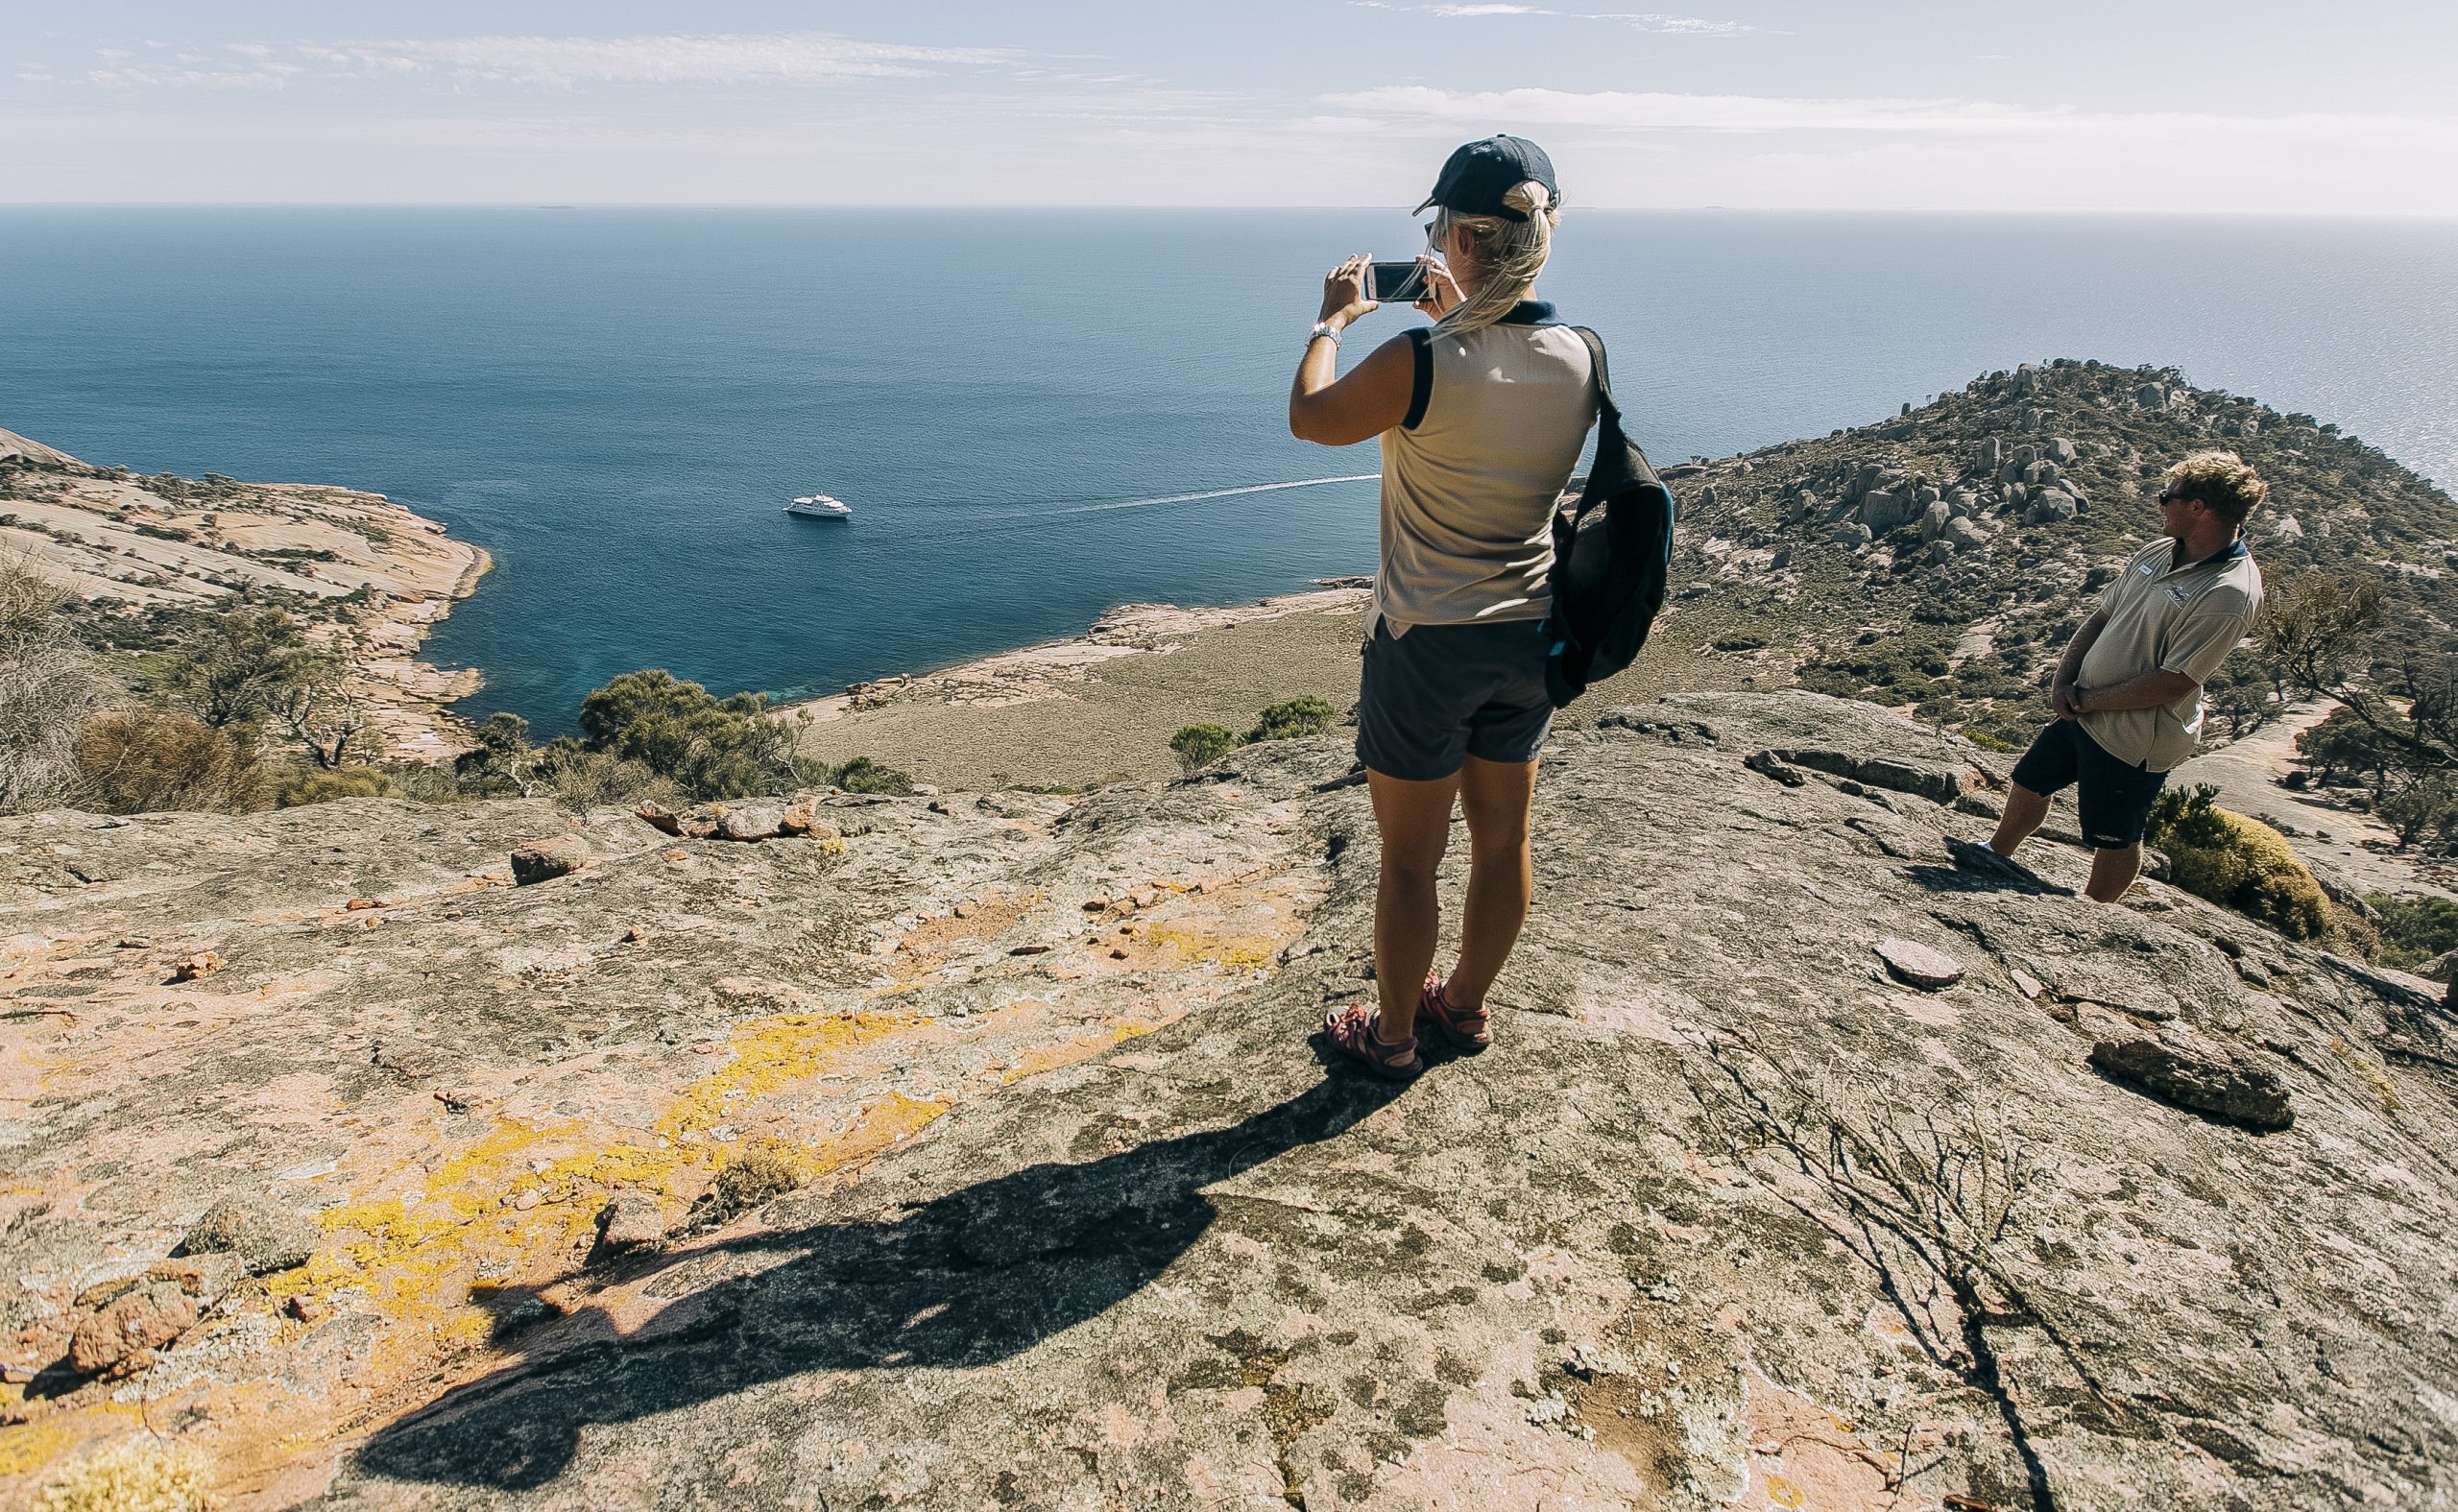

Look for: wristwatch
[1308,321,1342,347]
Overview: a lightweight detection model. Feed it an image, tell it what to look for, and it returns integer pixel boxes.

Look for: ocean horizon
[8,207,2454,732]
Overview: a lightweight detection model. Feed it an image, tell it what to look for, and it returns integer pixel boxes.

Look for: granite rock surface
[3,692,2453,1510]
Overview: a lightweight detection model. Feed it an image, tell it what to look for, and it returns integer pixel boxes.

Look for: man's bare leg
[1367,768,1460,1044]
[1989,783,2052,859]
[1448,755,1539,1009]
[2084,844,2143,903]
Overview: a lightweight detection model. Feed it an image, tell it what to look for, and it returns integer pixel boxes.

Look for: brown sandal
[1417,972,1491,1053]
[1320,1003,1422,1080]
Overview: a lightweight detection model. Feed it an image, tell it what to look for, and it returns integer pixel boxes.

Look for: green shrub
[2145,785,2329,940]
[831,756,914,796]
[1169,723,1235,774]
[277,765,393,807]
[2365,893,2458,972]
[1242,696,1336,744]
[73,708,266,813]
[576,668,818,800]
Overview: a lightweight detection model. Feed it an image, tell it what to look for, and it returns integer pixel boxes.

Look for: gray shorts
[1356,617,1554,781]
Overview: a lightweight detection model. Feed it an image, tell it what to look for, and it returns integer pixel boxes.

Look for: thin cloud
[1358,3,1760,35]
[66,32,1033,90]
[1323,84,2458,147]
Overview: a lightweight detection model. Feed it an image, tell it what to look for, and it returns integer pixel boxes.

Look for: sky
[7,2,2457,213]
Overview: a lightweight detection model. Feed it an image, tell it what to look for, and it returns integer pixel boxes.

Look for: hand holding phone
[1366,260,1429,304]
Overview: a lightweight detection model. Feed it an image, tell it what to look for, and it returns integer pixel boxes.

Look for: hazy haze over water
[6,208,2453,729]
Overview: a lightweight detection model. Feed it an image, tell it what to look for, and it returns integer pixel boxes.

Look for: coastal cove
[6,208,2456,733]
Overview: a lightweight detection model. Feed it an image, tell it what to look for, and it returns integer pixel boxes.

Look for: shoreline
[783,578,1377,727]
[0,426,492,763]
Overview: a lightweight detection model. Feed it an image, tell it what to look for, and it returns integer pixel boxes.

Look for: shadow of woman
[351,1069,1405,1491]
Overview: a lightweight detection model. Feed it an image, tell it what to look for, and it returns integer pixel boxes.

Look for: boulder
[1829,522,1871,549]
[2025,489,2079,525]
[2136,382,2169,410]
[2011,363,2040,396]
[511,836,591,885]
[1947,491,1979,518]
[1859,490,1919,533]
[2418,949,2457,985]
[712,803,789,843]
[2090,1032,2295,1131]
[2047,437,2077,464]
[1980,437,2004,469]
[1944,516,1990,551]
[1917,501,1952,542]
[1875,938,1964,990]
[181,1196,320,1277]
[69,1281,197,1377]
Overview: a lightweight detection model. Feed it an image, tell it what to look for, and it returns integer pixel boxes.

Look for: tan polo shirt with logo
[2079,535,2264,772]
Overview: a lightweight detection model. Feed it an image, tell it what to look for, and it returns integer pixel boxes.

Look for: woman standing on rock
[1288,135,1599,1079]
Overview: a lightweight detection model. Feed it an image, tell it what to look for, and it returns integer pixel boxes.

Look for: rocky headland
[0,428,488,763]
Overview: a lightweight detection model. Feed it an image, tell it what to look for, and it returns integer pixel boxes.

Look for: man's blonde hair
[2165,449,2268,529]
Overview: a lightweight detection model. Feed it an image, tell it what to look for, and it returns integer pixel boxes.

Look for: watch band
[1309,322,1341,347]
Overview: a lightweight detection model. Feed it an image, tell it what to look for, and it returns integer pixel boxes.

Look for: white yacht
[785,492,852,519]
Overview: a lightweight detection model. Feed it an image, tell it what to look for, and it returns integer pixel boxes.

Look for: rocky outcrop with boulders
[1659,358,2458,756]
[5,691,2452,1509]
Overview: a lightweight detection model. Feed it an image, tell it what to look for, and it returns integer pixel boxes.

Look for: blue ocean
[7,209,2454,731]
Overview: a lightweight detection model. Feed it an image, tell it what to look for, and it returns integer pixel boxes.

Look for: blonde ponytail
[1430,180,1559,342]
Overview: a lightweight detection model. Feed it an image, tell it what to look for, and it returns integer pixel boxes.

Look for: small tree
[165,605,312,730]
[1242,696,1337,744]
[1169,723,1234,774]
[2377,775,2458,852]
[454,711,542,798]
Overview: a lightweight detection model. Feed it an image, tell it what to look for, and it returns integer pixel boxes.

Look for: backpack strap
[1402,327,1434,431]
[1568,325,1621,423]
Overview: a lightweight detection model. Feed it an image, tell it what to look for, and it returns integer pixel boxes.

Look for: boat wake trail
[1047,474,1379,517]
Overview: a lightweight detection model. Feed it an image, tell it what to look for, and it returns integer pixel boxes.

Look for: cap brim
[1413,194,1437,215]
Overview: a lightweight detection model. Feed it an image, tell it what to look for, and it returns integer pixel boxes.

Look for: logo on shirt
[2166,586,2189,604]
[2136,562,2158,578]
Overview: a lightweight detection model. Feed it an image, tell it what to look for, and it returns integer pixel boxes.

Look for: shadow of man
[352,1069,1405,1491]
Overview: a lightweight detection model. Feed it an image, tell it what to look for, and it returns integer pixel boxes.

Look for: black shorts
[2010,719,2169,850]
[1356,618,1554,781]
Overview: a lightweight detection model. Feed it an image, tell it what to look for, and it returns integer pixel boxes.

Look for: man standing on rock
[1988,450,2267,902]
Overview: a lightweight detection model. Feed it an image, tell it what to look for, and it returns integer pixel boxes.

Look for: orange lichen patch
[887,891,1042,978]
[1732,1368,1909,1512]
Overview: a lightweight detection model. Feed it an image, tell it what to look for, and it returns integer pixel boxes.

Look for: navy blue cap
[1414,135,1558,222]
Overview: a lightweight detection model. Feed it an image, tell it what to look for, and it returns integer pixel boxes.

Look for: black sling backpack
[1542,326,1676,708]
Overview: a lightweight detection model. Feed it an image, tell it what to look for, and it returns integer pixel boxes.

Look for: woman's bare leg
[1449,755,1538,1008]
[1367,768,1461,1044]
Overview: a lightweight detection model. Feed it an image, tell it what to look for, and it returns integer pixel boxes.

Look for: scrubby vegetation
[1243,696,1337,744]
[2365,893,2458,972]
[2145,786,2330,942]
[74,708,265,814]
[1169,723,1234,774]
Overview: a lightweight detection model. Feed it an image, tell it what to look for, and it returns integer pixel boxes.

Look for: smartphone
[1367,260,1429,304]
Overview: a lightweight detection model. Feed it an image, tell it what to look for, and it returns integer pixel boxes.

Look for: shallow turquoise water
[6,208,2452,729]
